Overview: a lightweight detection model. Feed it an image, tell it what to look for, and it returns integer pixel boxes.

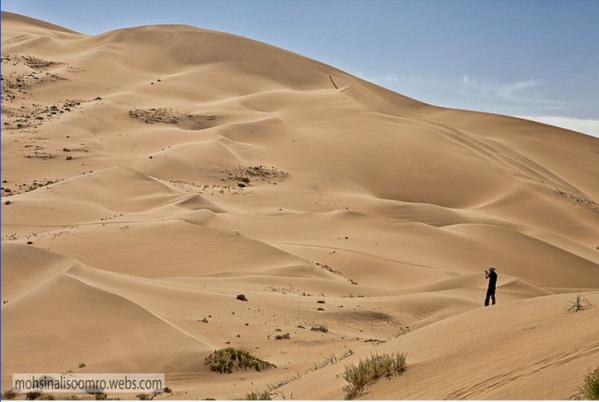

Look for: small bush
[342,352,407,399]
[274,333,290,340]
[245,391,272,400]
[567,295,592,312]
[78,362,86,368]
[24,392,55,400]
[205,348,276,374]
[236,294,248,302]
[576,366,599,400]
[3,390,16,400]
[311,325,328,333]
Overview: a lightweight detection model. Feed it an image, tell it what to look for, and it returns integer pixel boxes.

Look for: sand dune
[278,293,599,400]
[2,11,599,399]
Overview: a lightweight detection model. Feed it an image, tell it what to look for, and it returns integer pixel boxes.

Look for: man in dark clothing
[484,267,497,306]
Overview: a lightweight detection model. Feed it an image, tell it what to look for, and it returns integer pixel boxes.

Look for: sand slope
[277,292,599,400]
[2,11,599,399]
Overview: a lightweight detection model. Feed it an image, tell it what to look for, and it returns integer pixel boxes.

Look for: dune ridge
[2,11,599,399]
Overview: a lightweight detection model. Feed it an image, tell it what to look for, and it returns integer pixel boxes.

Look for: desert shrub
[567,295,592,312]
[84,390,107,400]
[274,333,290,340]
[3,390,16,400]
[21,55,57,69]
[311,325,328,333]
[205,348,276,374]
[342,352,407,399]
[576,366,599,400]
[25,392,55,400]
[236,294,248,302]
[245,391,272,400]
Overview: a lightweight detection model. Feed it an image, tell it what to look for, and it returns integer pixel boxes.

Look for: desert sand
[2,11,599,400]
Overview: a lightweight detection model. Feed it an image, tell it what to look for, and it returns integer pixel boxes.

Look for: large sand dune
[2,12,598,399]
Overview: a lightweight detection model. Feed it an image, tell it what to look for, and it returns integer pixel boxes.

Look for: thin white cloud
[495,79,544,101]
[365,73,565,106]
[516,115,599,137]
[458,75,560,105]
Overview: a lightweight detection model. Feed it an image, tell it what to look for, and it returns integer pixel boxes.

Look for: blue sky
[3,0,599,135]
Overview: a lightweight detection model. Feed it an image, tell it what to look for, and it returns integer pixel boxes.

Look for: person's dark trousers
[485,288,496,306]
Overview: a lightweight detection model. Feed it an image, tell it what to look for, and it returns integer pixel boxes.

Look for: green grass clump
[342,352,407,399]
[576,366,599,400]
[245,391,272,400]
[205,348,276,374]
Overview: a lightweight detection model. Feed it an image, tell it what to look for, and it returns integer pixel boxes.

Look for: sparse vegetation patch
[225,165,289,187]
[3,99,84,130]
[575,366,599,400]
[128,108,179,124]
[342,352,407,399]
[274,333,290,340]
[555,188,599,213]
[205,348,276,374]
[2,54,59,69]
[311,325,328,333]
[128,108,215,128]
[1,55,63,104]
[245,391,272,400]
[567,295,592,312]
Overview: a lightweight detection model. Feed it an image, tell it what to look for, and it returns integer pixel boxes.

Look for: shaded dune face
[2,11,599,400]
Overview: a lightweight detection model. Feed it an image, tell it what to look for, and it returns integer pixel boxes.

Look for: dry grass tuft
[574,366,599,400]
[245,391,272,400]
[342,352,407,399]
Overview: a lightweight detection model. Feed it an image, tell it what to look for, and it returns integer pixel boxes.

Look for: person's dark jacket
[487,271,497,290]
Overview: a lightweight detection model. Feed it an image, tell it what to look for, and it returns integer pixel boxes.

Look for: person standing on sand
[484,267,498,306]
